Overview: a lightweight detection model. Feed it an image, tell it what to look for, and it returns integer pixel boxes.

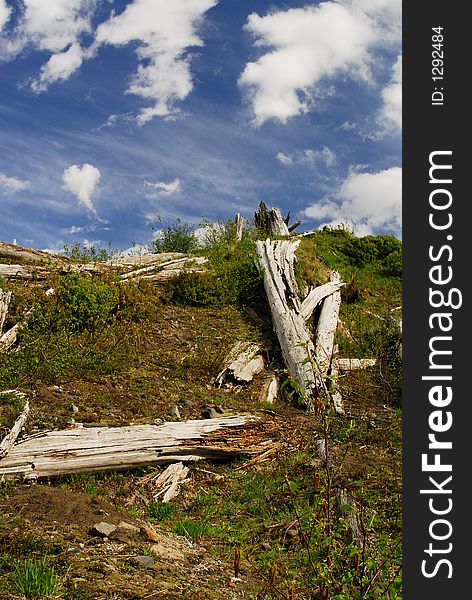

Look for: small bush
[61,241,115,263]
[152,219,199,254]
[12,557,59,598]
[344,235,402,274]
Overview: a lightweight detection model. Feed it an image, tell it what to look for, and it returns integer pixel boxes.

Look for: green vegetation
[0,219,402,599]
[61,241,116,263]
[12,557,59,598]
[151,218,199,254]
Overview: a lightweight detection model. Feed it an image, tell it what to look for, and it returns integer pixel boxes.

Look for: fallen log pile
[0,415,273,481]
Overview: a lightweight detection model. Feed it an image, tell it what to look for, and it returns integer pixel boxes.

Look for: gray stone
[90,522,117,537]
[201,407,219,419]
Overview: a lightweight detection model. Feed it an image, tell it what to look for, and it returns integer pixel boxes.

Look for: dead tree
[255,239,344,412]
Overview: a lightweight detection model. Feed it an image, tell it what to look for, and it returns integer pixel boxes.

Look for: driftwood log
[0,393,30,459]
[0,415,268,480]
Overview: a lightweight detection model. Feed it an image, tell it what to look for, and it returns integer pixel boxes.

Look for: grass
[12,557,59,598]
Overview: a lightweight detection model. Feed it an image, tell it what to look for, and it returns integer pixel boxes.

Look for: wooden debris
[259,374,279,404]
[0,308,32,350]
[333,358,377,371]
[235,213,244,241]
[254,201,290,237]
[314,271,342,378]
[0,395,29,459]
[148,462,190,503]
[215,341,265,386]
[0,264,48,280]
[0,415,266,480]
[0,242,61,265]
[0,289,12,334]
[335,488,364,547]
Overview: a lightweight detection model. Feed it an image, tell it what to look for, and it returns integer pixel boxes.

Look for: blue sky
[0,0,401,252]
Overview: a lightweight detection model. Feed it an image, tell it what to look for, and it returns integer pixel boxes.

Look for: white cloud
[0,172,29,192]
[93,0,218,123]
[239,0,401,125]
[145,178,181,197]
[276,152,293,165]
[31,42,84,92]
[62,163,101,214]
[303,166,402,236]
[0,0,11,31]
[379,54,401,132]
[0,1,96,66]
[276,147,336,168]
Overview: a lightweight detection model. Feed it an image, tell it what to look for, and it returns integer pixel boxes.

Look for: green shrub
[344,235,402,273]
[165,219,263,307]
[61,241,115,263]
[152,219,199,253]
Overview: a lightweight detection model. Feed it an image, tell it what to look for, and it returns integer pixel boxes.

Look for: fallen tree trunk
[0,290,12,334]
[333,358,377,370]
[0,415,267,480]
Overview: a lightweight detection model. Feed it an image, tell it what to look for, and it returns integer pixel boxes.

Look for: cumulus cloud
[62,163,101,214]
[0,172,29,192]
[239,0,401,125]
[145,178,181,197]
[0,0,97,59]
[31,42,84,91]
[303,166,402,236]
[0,0,11,31]
[379,54,401,132]
[93,0,218,123]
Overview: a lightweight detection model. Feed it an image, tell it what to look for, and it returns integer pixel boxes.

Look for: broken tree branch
[0,396,30,459]
[214,341,265,387]
[314,271,342,378]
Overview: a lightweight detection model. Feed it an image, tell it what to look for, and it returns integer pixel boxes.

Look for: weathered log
[314,271,342,378]
[0,415,265,480]
[254,202,290,237]
[120,256,208,281]
[332,358,377,371]
[215,342,265,386]
[0,394,29,459]
[0,290,12,334]
[0,308,32,350]
[256,239,324,407]
[300,280,344,321]
[0,264,48,280]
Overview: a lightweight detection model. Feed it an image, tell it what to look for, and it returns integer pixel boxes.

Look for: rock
[151,418,165,425]
[90,522,117,538]
[117,521,140,533]
[180,399,195,408]
[71,404,79,414]
[201,407,219,419]
[143,526,161,543]
[149,543,185,562]
[214,405,225,414]
[130,555,155,569]
[167,405,181,420]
